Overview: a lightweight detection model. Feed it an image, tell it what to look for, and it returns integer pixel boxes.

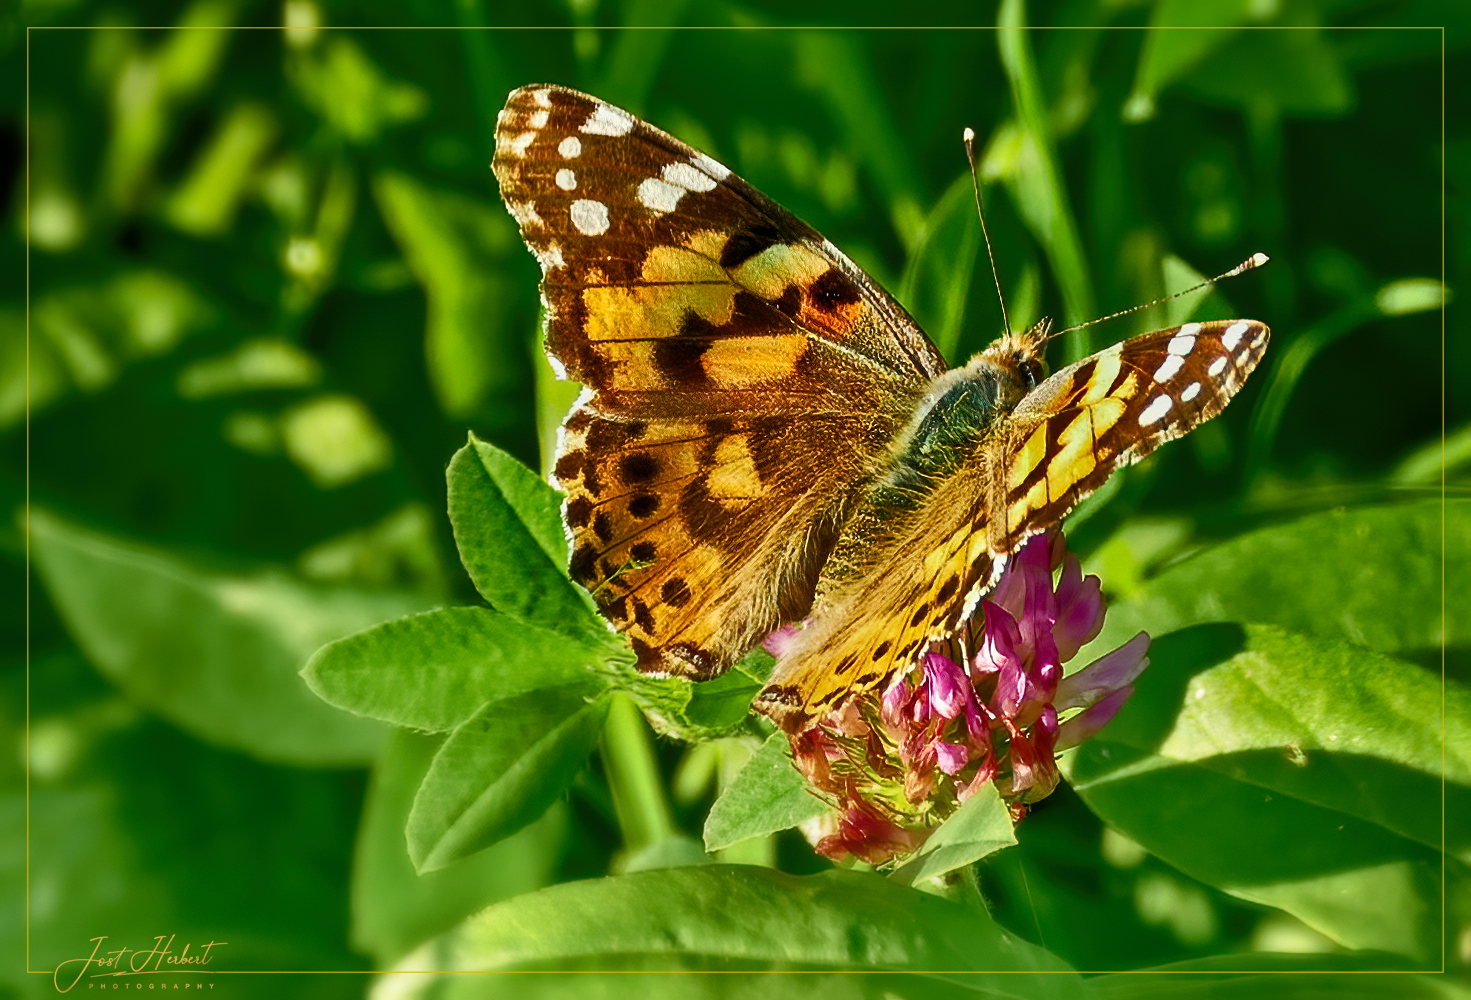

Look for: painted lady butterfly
[492,85,1269,734]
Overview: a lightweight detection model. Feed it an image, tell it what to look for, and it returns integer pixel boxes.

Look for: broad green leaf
[1091,954,1459,999]
[683,667,762,732]
[351,729,566,966]
[407,688,610,873]
[447,435,606,645]
[890,782,1017,886]
[30,509,427,767]
[704,732,827,852]
[433,967,1073,1000]
[617,835,712,874]
[303,605,605,732]
[1089,499,1458,661]
[447,866,1084,990]
[1065,623,1466,960]
[13,723,366,988]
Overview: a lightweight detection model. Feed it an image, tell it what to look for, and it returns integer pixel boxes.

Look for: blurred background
[3,1,1461,997]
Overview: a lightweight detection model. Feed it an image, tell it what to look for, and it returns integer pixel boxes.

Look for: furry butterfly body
[492,85,1269,734]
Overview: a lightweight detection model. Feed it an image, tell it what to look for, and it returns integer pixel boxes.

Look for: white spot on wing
[1138,395,1173,427]
[1178,322,1202,337]
[1180,381,1202,402]
[531,88,553,108]
[664,161,718,192]
[555,169,577,191]
[1167,333,1195,356]
[533,242,565,271]
[1222,321,1250,349]
[570,199,609,235]
[693,152,731,180]
[1207,356,1228,377]
[559,136,582,158]
[581,104,633,136]
[507,200,544,229]
[529,109,550,129]
[507,131,537,157]
[637,177,684,213]
[1153,354,1184,382]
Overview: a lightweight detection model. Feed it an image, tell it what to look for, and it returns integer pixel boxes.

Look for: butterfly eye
[1020,358,1046,390]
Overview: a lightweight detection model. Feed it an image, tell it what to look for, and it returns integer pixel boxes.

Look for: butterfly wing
[493,85,947,678]
[756,319,1271,732]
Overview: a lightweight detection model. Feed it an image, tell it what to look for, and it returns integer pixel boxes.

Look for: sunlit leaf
[352,729,567,965]
[407,689,610,873]
[303,605,607,732]
[1066,622,1466,960]
[704,733,826,852]
[30,509,427,766]
[447,866,1084,989]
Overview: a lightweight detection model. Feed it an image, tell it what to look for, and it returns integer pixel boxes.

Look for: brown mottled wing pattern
[492,84,946,678]
[756,319,1270,732]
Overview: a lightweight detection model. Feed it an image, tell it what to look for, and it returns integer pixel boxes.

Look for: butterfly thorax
[812,329,1050,606]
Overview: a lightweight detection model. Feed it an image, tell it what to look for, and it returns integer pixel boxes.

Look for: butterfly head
[973,316,1053,404]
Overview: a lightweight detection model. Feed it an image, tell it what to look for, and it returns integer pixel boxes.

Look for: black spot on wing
[720,223,783,269]
[620,452,661,483]
[628,493,660,518]
[808,268,861,312]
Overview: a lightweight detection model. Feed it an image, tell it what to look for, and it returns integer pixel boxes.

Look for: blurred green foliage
[4,1,1465,998]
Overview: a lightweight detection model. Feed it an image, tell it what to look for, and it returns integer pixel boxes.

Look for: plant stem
[599,692,677,853]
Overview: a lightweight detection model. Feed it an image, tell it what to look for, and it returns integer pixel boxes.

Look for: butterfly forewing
[995,319,1269,550]
[755,319,1270,733]
[493,85,940,678]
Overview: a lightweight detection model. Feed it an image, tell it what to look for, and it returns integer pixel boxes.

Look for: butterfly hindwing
[493,85,943,677]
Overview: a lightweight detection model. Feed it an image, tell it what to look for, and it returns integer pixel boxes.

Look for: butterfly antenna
[964,127,1011,339]
[1054,253,1270,336]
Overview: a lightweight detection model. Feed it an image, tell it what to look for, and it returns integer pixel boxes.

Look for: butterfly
[492,85,1269,735]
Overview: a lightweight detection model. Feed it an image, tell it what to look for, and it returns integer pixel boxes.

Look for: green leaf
[1091,955,1458,999]
[446,435,605,644]
[1125,1,1247,122]
[683,667,762,732]
[303,605,606,732]
[1065,622,1465,961]
[889,782,1017,886]
[446,866,1084,988]
[29,509,428,767]
[407,688,610,873]
[704,733,828,852]
[1089,499,1458,661]
[1182,28,1353,118]
[351,729,567,966]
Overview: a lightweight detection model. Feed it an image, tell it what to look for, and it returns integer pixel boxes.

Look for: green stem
[599,692,677,853]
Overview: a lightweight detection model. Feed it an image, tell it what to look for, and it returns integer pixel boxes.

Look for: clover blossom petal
[781,528,1151,867]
